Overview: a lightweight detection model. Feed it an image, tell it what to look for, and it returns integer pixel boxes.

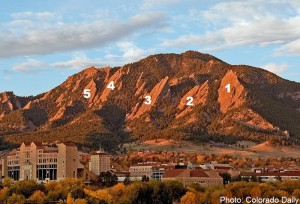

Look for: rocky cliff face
[0,92,22,117]
[218,70,246,113]
[1,51,300,145]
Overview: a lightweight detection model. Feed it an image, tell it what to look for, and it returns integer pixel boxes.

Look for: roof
[214,166,231,170]
[62,142,77,147]
[163,169,220,178]
[152,164,174,170]
[241,171,300,177]
[91,152,110,156]
[130,162,158,167]
[163,169,186,178]
[190,170,208,178]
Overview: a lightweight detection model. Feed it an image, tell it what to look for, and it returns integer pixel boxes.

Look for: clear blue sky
[0,0,299,96]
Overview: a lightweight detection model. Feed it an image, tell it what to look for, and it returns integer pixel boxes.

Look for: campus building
[129,162,156,179]
[162,169,223,187]
[4,142,84,182]
[241,170,300,182]
[89,151,111,175]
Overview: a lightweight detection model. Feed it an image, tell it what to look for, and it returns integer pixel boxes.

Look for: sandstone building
[4,142,84,182]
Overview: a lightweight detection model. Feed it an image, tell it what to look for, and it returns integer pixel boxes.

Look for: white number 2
[225,83,230,93]
[107,81,115,90]
[83,89,91,99]
[186,96,194,106]
[144,95,152,105]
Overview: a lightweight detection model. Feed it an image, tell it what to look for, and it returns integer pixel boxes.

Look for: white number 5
[83,89,91,99]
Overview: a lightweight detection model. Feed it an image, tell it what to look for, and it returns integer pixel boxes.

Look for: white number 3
[144,95,152,105]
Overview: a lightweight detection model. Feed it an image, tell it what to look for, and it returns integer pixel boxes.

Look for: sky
[0,0,300,96]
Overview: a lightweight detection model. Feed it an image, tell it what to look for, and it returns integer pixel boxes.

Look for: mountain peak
[1,50,300,148]
[181,50,224,63]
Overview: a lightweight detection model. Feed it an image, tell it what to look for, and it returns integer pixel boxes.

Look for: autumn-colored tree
[45,182,67,202]
[292,189,300,197]
[2,177,13,187]
[7,193,25,204]
[10,180,43,198]
[109,183,126,199]
[84,189,113,203]
[0,187,9,203]
[67,193,75,204]
[250,186,262,197]
[180,191,197,204]
[28,190,46,204]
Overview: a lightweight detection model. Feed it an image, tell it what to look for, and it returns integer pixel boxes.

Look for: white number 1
[225,84,230,93]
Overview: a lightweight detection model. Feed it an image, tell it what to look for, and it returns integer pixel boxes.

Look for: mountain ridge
[1,51,299,151]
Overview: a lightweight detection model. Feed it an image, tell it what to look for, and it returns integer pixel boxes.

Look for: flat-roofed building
[152,164,175,181]
[129,162,156,179]
[4,142,84,182]
[89,151,110,175]
[162,169,223,187]
[241,170,300,182]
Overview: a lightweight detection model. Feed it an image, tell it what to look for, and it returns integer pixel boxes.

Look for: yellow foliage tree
[7,193,25,204]
[84,189,113,204]
[67,193,74,204]
[110,183,126,197]
[250,186,262,197]
[180,191,197,204]
[74,199,87,204]
[2,177,13,187]
[28,190,46,204]
[0,187,9,203]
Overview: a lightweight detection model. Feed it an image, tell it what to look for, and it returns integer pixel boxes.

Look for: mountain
[1,51,300,151]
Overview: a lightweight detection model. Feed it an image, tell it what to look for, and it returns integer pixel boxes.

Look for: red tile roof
[163,169,213,178]
[190,170,208,178]
[163,169,186,178]
[214,166,231,170]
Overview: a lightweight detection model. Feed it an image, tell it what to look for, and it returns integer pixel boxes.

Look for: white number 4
[225,83,230,93]
[144,95,152,105]
[83,89,91,99]
[186,96,193,106]
[107,81,115,90]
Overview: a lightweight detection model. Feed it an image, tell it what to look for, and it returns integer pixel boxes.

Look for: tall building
[5,142,83,182]
[89,151,110,175]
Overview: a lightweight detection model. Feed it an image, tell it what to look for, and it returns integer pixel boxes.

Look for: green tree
[250,176,258,182]
[141,175,150,182]
[123,174,131,185]
[219,172,231,185]
[99,171,118,187]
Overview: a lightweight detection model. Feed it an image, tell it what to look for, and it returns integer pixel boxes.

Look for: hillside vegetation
[0,51,299,151]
